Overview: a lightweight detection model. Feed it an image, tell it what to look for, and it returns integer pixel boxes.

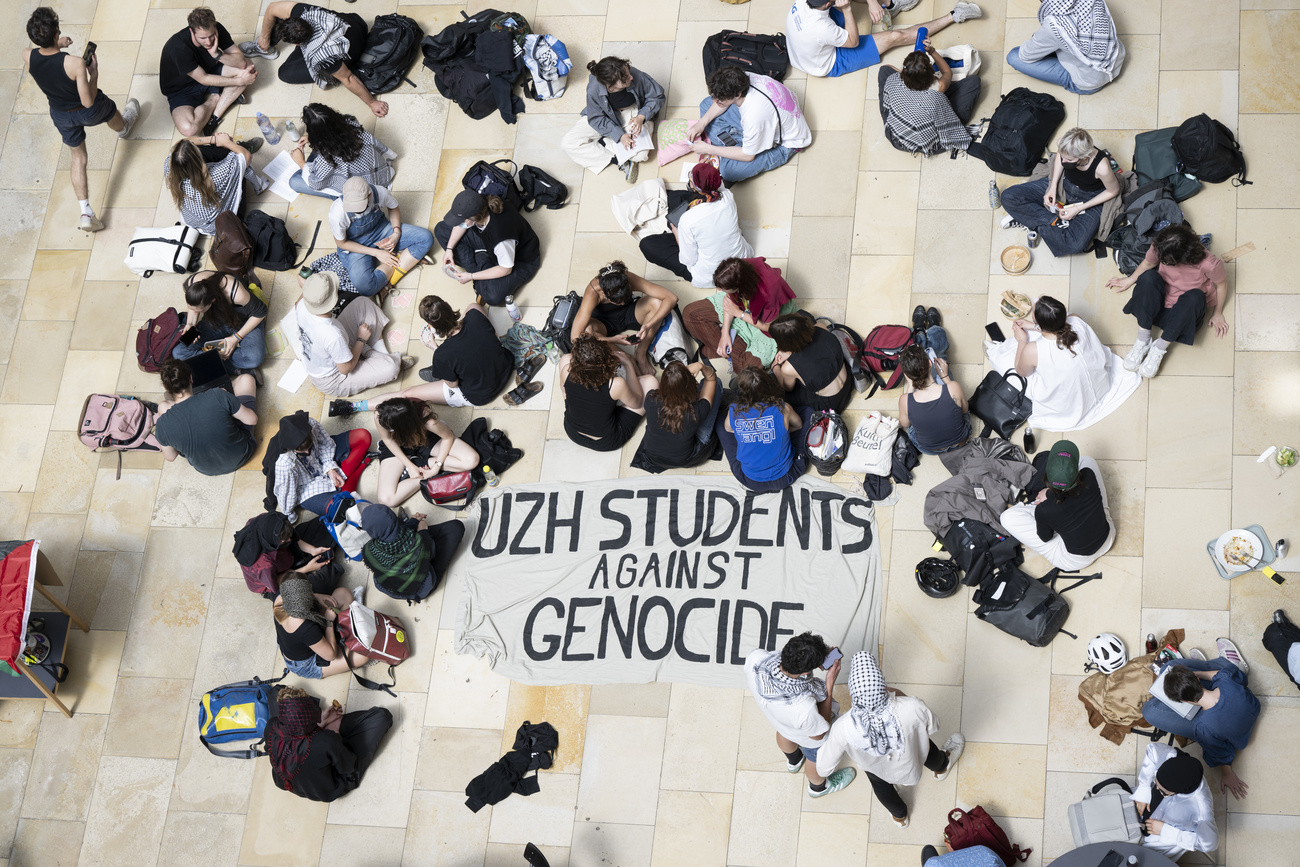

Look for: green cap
[1045,440,1080,491]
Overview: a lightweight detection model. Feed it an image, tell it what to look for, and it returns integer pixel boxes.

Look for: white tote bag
[842,412,900,476]
[937,45,980,81]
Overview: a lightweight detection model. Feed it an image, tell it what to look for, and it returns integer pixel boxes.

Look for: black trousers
[340,706,394,784]
[637,189,697,282]
[1122,270,1207,346]
[1263,620,1300,689]
[866,739,948,819]
[276,12,368,85]
[433,222,540,306]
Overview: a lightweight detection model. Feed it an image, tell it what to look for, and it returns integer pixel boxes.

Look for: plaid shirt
[881,74,972,157]
[272,417,341,521]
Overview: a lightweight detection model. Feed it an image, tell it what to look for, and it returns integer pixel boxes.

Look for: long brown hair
[471,195,506,223]
[713,258,759,303]
[568,334,621,390]
[418,295,461,338]
[167,140,220,211]
[731,368,784,415]
[653,361,700,434]
[376,398,435,452]
[1033,296,1079,355]
[185,273,239,331]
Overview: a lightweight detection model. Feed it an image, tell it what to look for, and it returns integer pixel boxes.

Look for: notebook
[1148,666,1201,720]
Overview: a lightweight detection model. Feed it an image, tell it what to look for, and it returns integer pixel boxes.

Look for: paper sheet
[607,127,653,163]
[261,151,341,203]
[276,359,309,393]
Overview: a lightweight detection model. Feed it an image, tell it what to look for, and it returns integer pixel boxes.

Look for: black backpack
[244,211,320,271]
[702,30,789,81]
[973,565,1100,647]
[804,409,848,477]
[518,164,568,211]
[462,158,525,212]
[942,519,1023,588]
[544,291,580,353]
[968,88,1067,176]
[354,14,424,94]
[1171,114,1250,186]
[1101,179,1186,275]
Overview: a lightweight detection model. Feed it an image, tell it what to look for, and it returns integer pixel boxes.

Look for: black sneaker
[418,365,436,383]
[926,307,942,329]
[1276,609,1293,627]
[238,138,263,155]
[921,845,940,865]
[328,399,356,418]
[912,305,927,332]
[202,113,223,137]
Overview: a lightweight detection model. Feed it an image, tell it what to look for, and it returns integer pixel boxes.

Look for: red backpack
[136,307,187,372]
[859,324,917,396]
[944,806,1032,866]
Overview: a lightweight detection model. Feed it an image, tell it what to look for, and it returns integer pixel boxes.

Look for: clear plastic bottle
[545,341,561,364]
[482,464,499,487]
[255,112,280,145]
[505,295,522,322]
[284,120,300,142]
[988,179,1001,209]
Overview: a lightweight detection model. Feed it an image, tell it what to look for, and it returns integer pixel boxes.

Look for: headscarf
[1156,749,1204,795]
[262,411,315,510]
[688,162,723,208]
[1039,0,1121,76]
[278,576,328,630]
[847,651,905,757]
[752,650,827,705]
[232,512,288,567]
[361,504,403,543]
[361,504,423,573]
[268,692,320,792]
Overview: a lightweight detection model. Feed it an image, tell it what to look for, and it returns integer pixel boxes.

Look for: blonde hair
[277,685,310,700]
[1057,128,1096,161]
[166,140,220,211]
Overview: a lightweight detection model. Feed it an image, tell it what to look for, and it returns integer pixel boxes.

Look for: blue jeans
[288,165,339,199]
[172,321,267,372]
[340,204,435,296]
[1000,177,1104,257]
[697,385,723,445]
[828,8,881,76]
[1005,47,1103,96]
[1139,658,1241,744]
[698,96,799,183]
[298,433,360,515]
[913,325,949,361]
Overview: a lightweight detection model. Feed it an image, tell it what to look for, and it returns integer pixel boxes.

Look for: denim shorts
[799,744,820,762]
[283,654,324,679]
[50,91,118,147]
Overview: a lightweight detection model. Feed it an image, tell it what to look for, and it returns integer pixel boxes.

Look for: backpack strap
[337,625,399,696]
[292,221,323,269]
[201,735,269,759]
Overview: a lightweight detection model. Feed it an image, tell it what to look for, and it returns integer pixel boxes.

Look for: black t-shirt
[154,389,255,476]
[275,617,326,664]
[159,23,234,96]
[1035,468,1110,555]
[481,209,541,269]
[427,308,514,405]
[642,391,710,466]
[607,89,637,112]
[788,328,845,393]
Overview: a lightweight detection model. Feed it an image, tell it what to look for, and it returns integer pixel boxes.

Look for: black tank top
[29,50,83,112]
[564,378,620,439]
[1061,150,1107,193]
[788,328,845,393]
[906,382,967,452]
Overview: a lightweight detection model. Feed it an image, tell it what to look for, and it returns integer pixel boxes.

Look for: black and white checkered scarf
[296,6,352,89]
[1039,0,1121,73]
[752,650,827,706]
[848,652,904,756]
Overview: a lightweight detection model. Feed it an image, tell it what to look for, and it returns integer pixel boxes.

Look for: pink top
[1144,245,1225,309]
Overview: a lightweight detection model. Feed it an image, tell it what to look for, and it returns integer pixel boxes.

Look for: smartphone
[298,266,313,280]
[985,322,1006,342]
[1096,851,1123,867]
[179,327,201,346]
[82,41,97,65]
[822,647,843,670]
[625,334,641,345]
[316,550,333,563]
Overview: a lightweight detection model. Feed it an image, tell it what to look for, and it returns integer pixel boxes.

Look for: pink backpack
[79,394,161,479]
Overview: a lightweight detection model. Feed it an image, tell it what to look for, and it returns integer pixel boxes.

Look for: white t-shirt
[744,649,830,749]
[814,695,939,786]
[676,189,755,288]
[786,2,849,77]
[737,73,813,154]
[328,185,401,242]
[295,299,352,378]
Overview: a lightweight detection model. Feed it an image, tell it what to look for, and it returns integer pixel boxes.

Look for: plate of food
[1215,529,1265,572]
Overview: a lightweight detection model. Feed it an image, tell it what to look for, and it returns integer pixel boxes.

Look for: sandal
[503,381,544,406]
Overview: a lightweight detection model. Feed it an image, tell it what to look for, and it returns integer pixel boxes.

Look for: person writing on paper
[1140,640,1260,801]
[287,103,397,199]
[562,56,665,182]
[571,260,678,349]
[1131,745,1218,860]
[681,255,794,371]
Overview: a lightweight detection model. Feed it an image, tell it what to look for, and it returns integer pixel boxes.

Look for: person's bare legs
[233,372,257,399]
[172,91,220,137]
[105,109,125,134]
[69,142,90,201]
[874,12,956,52]
[776,732,826,785]
[376,456,423,508]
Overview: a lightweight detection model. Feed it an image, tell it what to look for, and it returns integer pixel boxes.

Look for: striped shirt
[304,130,395,192]
[881,73,971,156]
[166,151,245,235]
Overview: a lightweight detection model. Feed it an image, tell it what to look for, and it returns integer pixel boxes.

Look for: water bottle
[505,295,522,322]
[482,464,499,487]
[284,120,300,143]
[256,112,280,145]
[988,180,1001,209]
[914,26,928,51]
[545,341,561,364]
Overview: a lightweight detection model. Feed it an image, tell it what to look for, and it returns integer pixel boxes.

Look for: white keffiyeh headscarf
[1039,0,1122,75]
[848,652,905,757]
[752,650,827,706]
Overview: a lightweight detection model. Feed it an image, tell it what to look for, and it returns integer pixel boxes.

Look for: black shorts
[591,301,642,336]
[564,407,643,452]
[166,81,222,113]
[49,91,117,147]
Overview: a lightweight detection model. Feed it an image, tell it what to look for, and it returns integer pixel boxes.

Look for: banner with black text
[454,476,882,688]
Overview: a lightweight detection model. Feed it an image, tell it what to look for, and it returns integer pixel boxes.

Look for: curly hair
[166,140,220,211]
[652,361,701,435]
[1152,224,1207,267]
[713,258,759,303]
[159,358,193,397]
[376,398,434,453]
[273,16,313,45]
[900,50,936,90]
[597,261,633,305]
[586,56,631,89]
[730,367,784,415]
[185,273,239,331]
[1033,295,1079,356]
[418,295,460,337]
[707,66,751,102]
[769,314,815,354]
[277,685,310,701]
[301,103,366,165]
[781,632,830,676]
[187,7,217,32]
[567,334,621,390]
[26,7,60,48]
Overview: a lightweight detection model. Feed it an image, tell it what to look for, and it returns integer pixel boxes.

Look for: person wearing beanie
[432,190,542,307]
[1131,744,1219,858]
[686,67,812,184]
[999,439,1115,571]
[329,177,434,298]
[638,162,753,287]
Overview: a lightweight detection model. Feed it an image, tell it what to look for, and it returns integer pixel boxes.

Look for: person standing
[744,632,857,799]
[1131,745,1218,860]
[23,6,139,233]
[159,6,256,137]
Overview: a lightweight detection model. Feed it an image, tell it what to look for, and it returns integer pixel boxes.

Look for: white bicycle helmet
[1086,633,1128,674]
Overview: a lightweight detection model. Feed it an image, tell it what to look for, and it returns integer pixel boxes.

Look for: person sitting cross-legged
[789,0,983,79]
[330,177,433,299]
[879,41,982,156]
[687,67,813,184]
[154,358,258,477]
[160,6,256,137]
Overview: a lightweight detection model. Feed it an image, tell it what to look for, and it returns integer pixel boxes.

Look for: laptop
[1148,666,1201,720]
[186,348,233,394]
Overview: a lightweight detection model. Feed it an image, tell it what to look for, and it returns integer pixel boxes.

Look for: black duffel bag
[973,566,1099,647]
[969,370,1032,440]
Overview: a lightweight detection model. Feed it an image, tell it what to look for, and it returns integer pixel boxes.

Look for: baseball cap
[444,190,486,226]
[301,271,340,316]
[341,177,373,213]
[1045,440,1080,491]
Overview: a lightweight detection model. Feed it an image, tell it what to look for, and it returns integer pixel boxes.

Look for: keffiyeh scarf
[848,651,905,756]
[268,694,320,792]
[752,650,827,705]
[297,6,352,89]
[1039,0,1121,74]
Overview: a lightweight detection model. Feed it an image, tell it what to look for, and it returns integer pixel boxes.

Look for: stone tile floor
[2,0,1299,864]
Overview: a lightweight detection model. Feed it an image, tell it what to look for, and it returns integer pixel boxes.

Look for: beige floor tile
[1050,553,1143,675]
[31,431,100,515]
[1229,703,1300,814]
[238,759,329,867]
[80,755,173,866]
[57,628,125,716]
[86,208,159,282]
[1240,10,1300,112]
[603,0,676,45]
[906,292,988,367]
[787,216,853,298]
[1235,115,1297,209]
[795,812,869,867]
[1235,210,1299,295]
[10,817,85,867]
[987,815,1044,867]
[102,138,172,211]
[510,113,589,207]
[211,471,267,579]
[865,843,926,866]
[119,527,220,679]
[1157,70,1240,128]
[487,772,579,847]
[1226,811,1300,865]
[37,170,109,252]
[69,281,137,352]
[1141,488,1232,609]
[102,677,190,760]
[860,101,926,173]
[845,254,914,335]
[650,790,731,867]
[1145,375,1233,489]
[1047,674,1141,775]
[0,492,34,542]
[314,826,406,867]
[425,628,511,728]
[1141,607,1232,663]
[734,165,798,257]
[569,822,654,866]
[0,320,72,404]
[917,151,998,213]
[1161,0,1241,68]
[151,457,236,527]
[955,742,1046,819]
[659,683,742,792]
[802,72,867,133]
[1077,35,1160,131]
[168,710,256,815]
[0,280,24,364]
[1233,350,1300,455]
[539,435,625,481]
[497,683,589,774]
[1066,379,1149,462]
[190,577,280,698]
[727,770,804,867]
[961,619,1051,745]
[667,20,731,107]
[575,714,666,823]
[0,114,63,195]
[0,404,55,494]
[865,766,957,845]
[793,131,860,217]
[913,210,990,294]
[486,842,570,867]
[1236,293,1300,352]
[81,467,160,552]
[21,514,85,585]
[22,251,89,321]
[21,711,107,821]
[0,701,44,750]
[1227,559,1300,699]
[735,695,795,773]
[414,727,505,792]
[1067,252,1143,348]
[0,748,33,854]
[884,531,968,685]
[50,350,122,432]
[326,690,425,828]
[157,811,245,867]
[853,173,920,256]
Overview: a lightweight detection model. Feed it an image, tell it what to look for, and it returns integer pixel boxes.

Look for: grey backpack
[1068,778,1143,847]
[1102,179,1186,275]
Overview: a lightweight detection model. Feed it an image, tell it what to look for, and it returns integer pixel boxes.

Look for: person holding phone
[231,510,340,600]
[879,38,983,156]
[744,632,857,800]
[1130,744,1218,859]
[815,651,965,828]
[172,270,268,374]
[22,7,139,233]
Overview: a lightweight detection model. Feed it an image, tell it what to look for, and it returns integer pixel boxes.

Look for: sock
[1135,328,1152,343]
[783,749,803,765]
[78,199,93,217]
[809,780,827,792]
[351,400,369,412]
[1152,338,1170,351]
[387,266,406,287]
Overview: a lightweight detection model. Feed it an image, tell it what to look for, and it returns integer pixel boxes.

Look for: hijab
[1039,0,1121,75]
[268,692,321,792]
[278,576,328,630]
[688,162,723,208]
[261,411,315,510]
[232,512,289,568]
[752,650,827,705]
[847,651,905,756]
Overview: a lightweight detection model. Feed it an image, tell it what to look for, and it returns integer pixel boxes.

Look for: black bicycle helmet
[915,557,961,599]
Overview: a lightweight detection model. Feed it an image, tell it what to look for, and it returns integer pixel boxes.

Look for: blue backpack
[324,491,374,561]
[197,671,286,759]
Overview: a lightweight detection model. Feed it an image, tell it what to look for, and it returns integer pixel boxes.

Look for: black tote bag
[969,370,1032,439]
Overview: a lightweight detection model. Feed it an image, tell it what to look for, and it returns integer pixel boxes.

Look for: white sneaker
[119,98,140,139]
[934,733,965,781]
[352,585,365,604]
[1186,648,1207,661]
[79,213,104,232]
[1000,213,1025,230]
[1216,637,1249,673]
[1122,339,1150,372]
[1137,343,1167,378]
[952,1,983,23]
[885,0,923,12]
[786,754,805,774]
[239,40,279,60]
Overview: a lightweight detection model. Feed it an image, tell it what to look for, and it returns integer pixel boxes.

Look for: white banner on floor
[454,476,883,688]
